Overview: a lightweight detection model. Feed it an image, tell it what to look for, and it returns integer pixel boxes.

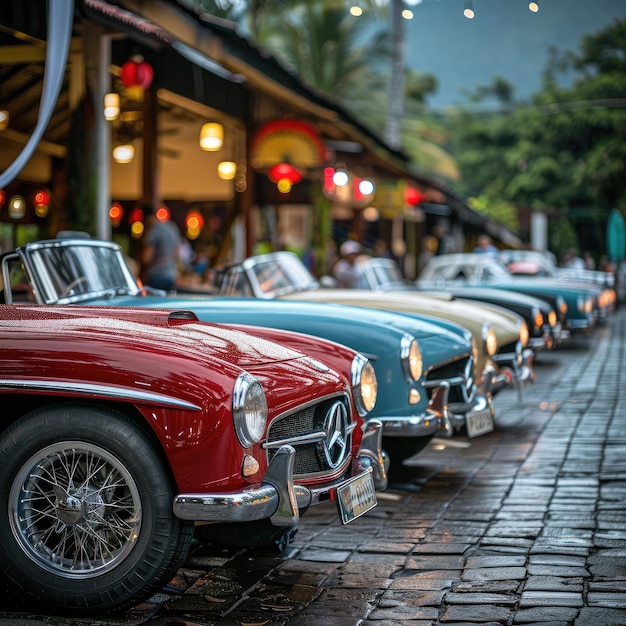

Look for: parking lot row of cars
[0,235,616,615]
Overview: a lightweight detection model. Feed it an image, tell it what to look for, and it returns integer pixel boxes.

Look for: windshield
[355,259,404,289]
[219,253,318,298]
[250,255,317,297]
[27,244,139,303]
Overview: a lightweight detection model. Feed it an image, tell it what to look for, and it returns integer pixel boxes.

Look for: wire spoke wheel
[10,441,142,577]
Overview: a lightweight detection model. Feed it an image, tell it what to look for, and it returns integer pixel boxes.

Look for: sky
[402,0,626,109]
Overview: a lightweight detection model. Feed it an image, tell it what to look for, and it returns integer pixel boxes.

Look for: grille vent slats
[426,356,474,404]
[266,395,351,478]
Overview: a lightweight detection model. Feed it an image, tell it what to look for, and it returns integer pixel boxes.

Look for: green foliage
[468,190,518,231]
[443,18,626,236]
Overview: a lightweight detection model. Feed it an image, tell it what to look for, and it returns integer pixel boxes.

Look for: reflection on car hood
[279,288,522,339]
[82,295,474,367]
[18,303,312,369]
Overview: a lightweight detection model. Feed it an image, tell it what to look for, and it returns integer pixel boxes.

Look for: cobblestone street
[2,309,625,626]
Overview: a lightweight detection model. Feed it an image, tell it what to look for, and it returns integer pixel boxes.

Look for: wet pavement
[2,308,626,625]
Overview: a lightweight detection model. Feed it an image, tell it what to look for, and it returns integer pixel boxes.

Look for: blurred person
[473,234,498,254]
[583,251,596,270]
[373,238,392,259]
[141,203,181,291]
[418,235,438,272]
[562,248,585,270]
[333,240,362,288]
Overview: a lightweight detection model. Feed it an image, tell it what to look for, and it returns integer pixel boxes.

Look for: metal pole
[385,0,405,150]
[96,33,112,240]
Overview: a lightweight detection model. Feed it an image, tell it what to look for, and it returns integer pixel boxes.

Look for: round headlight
[483,323,498,357]
[558,295,568,317]
[533,307,544,330]
[232,372,268,448]
[351,353,377,416]
[548,310,557,327]
[401,334,423,382]
[518,319,529,348]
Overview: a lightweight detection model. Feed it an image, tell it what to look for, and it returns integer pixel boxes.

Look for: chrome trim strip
[0,379,201,411]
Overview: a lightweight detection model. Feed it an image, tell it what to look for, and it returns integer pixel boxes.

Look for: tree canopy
[445,18,626,217]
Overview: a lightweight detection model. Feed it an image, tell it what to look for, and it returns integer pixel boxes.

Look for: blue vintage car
[351,256,568,350]
[1,235,495,480]
[418,252,615,333]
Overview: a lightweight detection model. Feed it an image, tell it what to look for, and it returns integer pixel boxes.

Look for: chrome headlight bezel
[232,372,268,448]
[482,323,498,357]
[351,353,378,417]
[401,333,423,382]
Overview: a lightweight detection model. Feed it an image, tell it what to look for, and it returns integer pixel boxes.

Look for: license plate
[466,407,495,438]
[335,469,377,524]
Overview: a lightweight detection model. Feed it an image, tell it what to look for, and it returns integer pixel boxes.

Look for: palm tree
[190,0,457,179]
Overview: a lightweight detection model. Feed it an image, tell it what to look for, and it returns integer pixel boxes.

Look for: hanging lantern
[405,186,426,206]
[217,161,237,180]
[103,93,120,121]
[113,144,135,164]
[185,210,204,240]
[120,55,153,101]
[128,207,144,224]
[0,110,8,131]
[199,122,224,151]
[185,210,204,230]
[156,205,170,221]
[109,202,124,226]
[268,163,302,193]
[8,195,26,219]
[33,189,50,218]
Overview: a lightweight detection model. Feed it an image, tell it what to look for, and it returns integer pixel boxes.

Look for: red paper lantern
[268,163,302,184]
[185,210,204,230]
[268,163,302,193]
[120,56,153,100]
[121,56,153,89]
[109,202,124,223]
[405,186,426,206]
[128,207,144,224]
[34,189,50,208]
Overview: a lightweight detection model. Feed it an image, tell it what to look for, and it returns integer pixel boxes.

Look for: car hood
[280,288,522,341]
[485,276,596,294]
[421,286,553,314]
[85,294,473,367]
[19,304,321,370]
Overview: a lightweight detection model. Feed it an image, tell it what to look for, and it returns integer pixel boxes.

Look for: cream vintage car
[211,251,536,407]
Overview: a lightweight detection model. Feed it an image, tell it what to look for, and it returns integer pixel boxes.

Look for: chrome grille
[425,355,475,404]
[266,394,352,478]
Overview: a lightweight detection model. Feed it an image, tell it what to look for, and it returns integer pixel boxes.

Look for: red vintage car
[0,304,382,614]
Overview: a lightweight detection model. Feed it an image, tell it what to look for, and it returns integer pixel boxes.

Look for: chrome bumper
[173,444,299,526]
[370,410,438,439]
[491,343,535,396]
[422,378,495,438]
[173,420,388,524]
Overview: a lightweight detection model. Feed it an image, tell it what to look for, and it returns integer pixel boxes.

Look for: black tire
[0,404,194,614]
[383,435,434,482]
